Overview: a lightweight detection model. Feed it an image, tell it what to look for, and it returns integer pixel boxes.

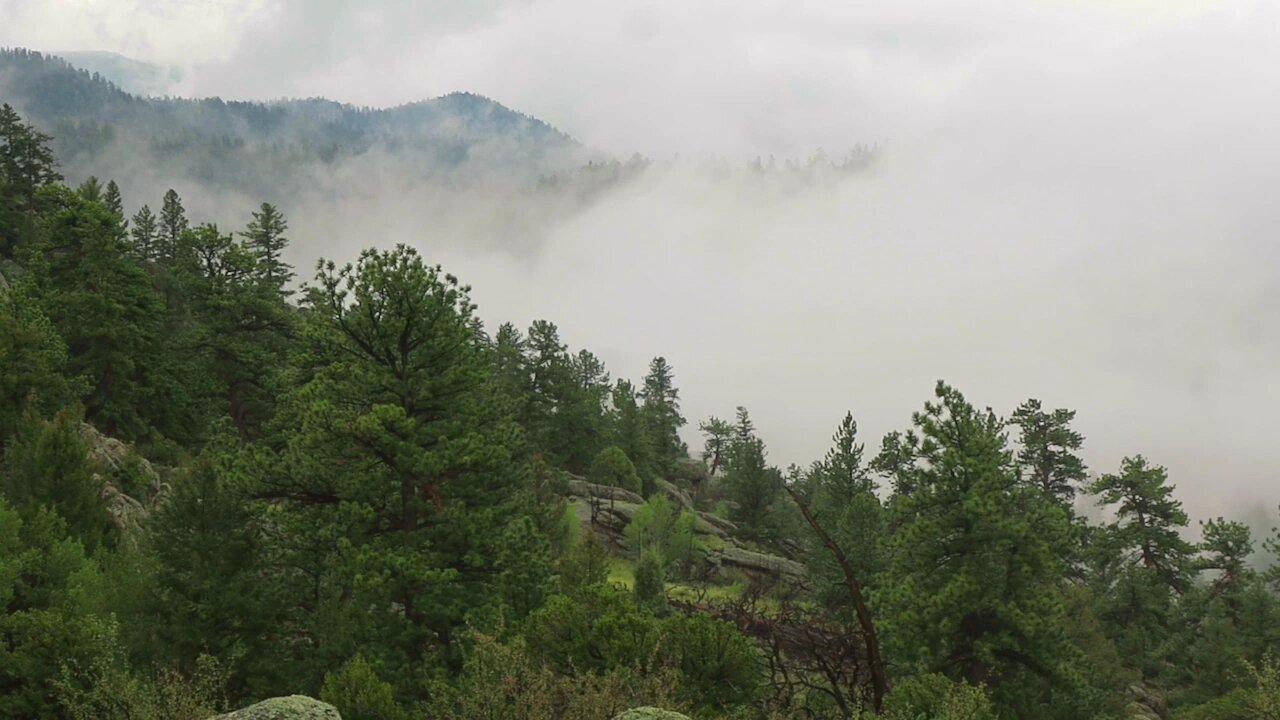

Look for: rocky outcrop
[1125,683,1167,720]
[655,479,695,511]
[78,422,167,529]
[566,477,644,505]
[613,708,690,720]
[714,546,807,583]
[210,696,341,720]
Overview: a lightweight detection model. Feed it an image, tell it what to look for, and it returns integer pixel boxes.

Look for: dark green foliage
[1089,455,1195,593]
[242,202,293,291]
[634,551,669,615]
[1,407,113,551]
[877,382,1088,717]
[697,416,732,477]
[259,245,551,696]
[591,445,642,494]
[0,102,61,255]
[640,356,686,483]
[609,379,656,489]
[807,412,886,610]
[0,283,81,450]
[143,433,288,698]
[524,320,612,472]
[320,655,408,720]
[22,184,161,439]
[1,102,1276,720]
[130,204,158,259]
[723,407,782,539]
[158,188,187,264]
[1009,399,1087,508]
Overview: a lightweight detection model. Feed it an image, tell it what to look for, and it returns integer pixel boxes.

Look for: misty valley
[1,34,1279,720]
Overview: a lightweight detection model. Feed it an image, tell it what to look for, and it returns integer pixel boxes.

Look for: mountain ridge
[0,48,594,196]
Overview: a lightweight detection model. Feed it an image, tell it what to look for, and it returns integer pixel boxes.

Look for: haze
[4,0,1278,522]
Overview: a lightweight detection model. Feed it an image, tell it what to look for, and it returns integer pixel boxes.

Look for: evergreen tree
[130,204,158,260]
[0,283,80,454]
[145,431,288,697]
[22,185,161,439]
[590,445,641,494]
[1198,517,1254,603]
[608,379,656,489]
[808,412,886,608]
[158,188,188,263]
[697,416,732,476]
[1089,455,1195,593]
[263,245,550,697]
[640,356,686,478]
[103,180,124,222]
[723,407,781,539]
[1,407,113,552]
[77,176,102,202]
[878,382,1087,717]
[1009,399,1087,509]
[242,202,293,292]
[0,103,60,254]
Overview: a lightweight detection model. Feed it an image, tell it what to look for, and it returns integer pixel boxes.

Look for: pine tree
[130,204,158,260]
[1,407,113,551]
[0,283,80,454]
[1198,518,1254,602]
[23,185,161,439]
[158,188,188,263]
[808,412,886,608]
[103,180,124,221]
[640,356,686,477]
[878,382,1086,716]
[262,245,550,696]
[77,176,102,202]
[1089,455,1194,593]
[698,416,732,476]
[145,431,288,696]
[609,379,656,489]
[1009,399,1087,509]
[242,202,293,292]
[0,103,61,254]
[724,406,780,539]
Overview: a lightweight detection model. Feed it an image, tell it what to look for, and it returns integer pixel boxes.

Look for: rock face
[78,422,167,530]
[210,696,342,720]
[1125,683,1167,720]
[566,477,644,505]
[562,474,807,587]
[613,708,690,720]
[715,546,807,581]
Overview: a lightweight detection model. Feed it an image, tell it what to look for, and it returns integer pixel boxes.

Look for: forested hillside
[2,100,1280,720]
[0,49,589,196]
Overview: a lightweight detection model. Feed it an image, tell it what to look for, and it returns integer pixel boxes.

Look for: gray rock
[210,696,341,720]
[566,478,645,505]
[655,479,695,511]
[717,546,807,580]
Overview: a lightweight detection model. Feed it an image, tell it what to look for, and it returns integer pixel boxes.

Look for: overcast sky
[3,0,1279,523]
[0,0,1257,157]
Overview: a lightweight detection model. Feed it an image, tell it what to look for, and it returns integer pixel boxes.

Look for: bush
[321,655,408,720]
[880,674,997,720]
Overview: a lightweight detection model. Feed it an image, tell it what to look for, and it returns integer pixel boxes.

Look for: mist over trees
[2,77,1280,720]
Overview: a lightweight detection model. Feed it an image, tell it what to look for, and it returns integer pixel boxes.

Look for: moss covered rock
[210,695,341,720]
[612,708,690,720]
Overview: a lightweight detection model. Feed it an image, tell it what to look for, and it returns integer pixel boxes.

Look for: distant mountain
[0,48,593,198]
[56,50,183,96]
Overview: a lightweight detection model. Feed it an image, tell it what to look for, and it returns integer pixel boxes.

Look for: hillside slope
[0,48,592,196]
